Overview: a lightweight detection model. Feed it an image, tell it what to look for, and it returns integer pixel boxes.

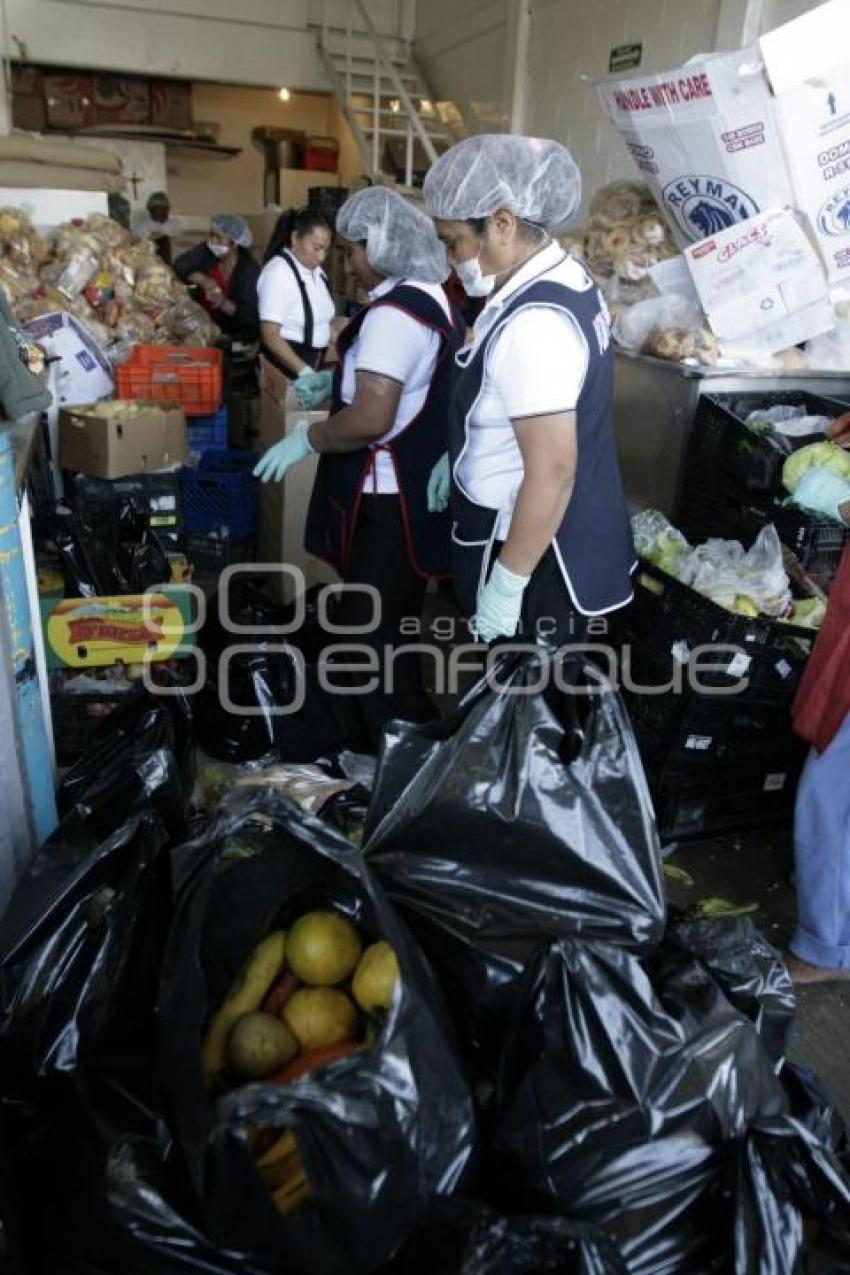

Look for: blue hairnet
[211,213,253,248]
[423,135,581,230]
[336,187,448,283]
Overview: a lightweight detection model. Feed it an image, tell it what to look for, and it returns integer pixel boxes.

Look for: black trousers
[278,496,435,760]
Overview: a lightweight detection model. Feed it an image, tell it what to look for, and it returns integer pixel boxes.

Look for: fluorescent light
[278,87,291,102]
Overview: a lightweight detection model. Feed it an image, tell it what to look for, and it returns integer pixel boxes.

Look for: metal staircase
[315,0,462,187]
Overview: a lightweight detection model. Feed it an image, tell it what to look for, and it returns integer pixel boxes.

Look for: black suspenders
[280,251,332,351]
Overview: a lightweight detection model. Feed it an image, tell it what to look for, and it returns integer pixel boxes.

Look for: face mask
[455,253,495,298]
[207,241,229,258]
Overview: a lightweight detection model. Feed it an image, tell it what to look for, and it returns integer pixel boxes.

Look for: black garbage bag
[0,815,167,1091]
[52,506,123,598]
[0,1110,25,1275]
[56,682,194,842]
[487,937,850,1274]
[115,503,171,593]
[193,579,299,763]
[663,913,795,1066]
[364,649,665,1073]
[384,1200,628,1274]
[156,794,476,1275]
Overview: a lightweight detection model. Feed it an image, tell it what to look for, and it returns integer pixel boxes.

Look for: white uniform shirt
[456,240,596,538]
[340,277,451,495]
[257,250,336,348]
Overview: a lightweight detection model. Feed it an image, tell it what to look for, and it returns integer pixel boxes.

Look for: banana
[256,1130,302,1191]
[272,1171,311,1216]
[201,930,287,1088]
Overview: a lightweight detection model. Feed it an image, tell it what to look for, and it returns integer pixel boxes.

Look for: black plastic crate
[622,560,816,705]
[50,681,135,765]
[185,531,256,574]
[676,390,849,541]
[648,757,804,843]
[622,643,804,771]
[65,471,183,554]
[737,501,850,595]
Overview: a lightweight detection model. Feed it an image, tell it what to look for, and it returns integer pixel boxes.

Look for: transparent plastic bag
[679,524,792,617]
[631,510,692,577]
[614,293,703,353]
[56,247,100,299]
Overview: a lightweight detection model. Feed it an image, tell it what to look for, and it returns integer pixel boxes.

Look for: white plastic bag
[679,524,791,617]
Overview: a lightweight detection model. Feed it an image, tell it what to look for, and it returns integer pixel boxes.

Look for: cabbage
[783,440,850,493]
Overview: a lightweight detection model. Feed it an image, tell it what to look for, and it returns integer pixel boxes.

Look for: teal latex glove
[793,466,850,523]
[294,367,333,409]
[427,451,451,513]
[473,559,530,642]
[253,419,315,483]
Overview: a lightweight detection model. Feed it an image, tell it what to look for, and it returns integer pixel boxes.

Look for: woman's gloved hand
[793,466,850,523]
[472,559,530,642]
[253,420,315,483]
[427,452,451,512]
[294,367,333,409]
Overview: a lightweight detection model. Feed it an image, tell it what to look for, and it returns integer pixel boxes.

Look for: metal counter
[613,352,850,517]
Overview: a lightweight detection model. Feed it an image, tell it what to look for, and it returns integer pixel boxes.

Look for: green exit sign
[609,42,643,73]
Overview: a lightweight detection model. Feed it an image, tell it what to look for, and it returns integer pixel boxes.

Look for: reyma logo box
[598,0,850,284]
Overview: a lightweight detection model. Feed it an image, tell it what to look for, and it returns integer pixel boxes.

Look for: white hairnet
[336,187,448,284]
[211,213,253,248]
[423,135,581,230]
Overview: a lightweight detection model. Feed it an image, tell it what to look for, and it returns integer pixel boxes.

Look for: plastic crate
[675,390,849,540]
[187,405,228,451]
[621,560,816,705]
[622,630,805,771]
[182,450,257,536]
[648,758,803,843]
[737,501,850,595]
[116,345,223,416]
[185,531,255,574]
[50,681,135,764]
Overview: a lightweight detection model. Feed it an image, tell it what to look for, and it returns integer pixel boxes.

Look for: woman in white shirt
[257,207,337,409]
[423,134,635,648]
[254,188,464,756]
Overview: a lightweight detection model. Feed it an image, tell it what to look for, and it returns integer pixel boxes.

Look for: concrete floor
[663,829,850,1119]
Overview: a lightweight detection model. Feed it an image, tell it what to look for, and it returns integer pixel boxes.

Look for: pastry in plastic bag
[135,260,178,306]
[56,247,100,299]
[0,260,37,307]
[160,296,217,344]
[588,180,651,227]
[115,309,156,345]
[84,212,131,250]
[646,324,718,366]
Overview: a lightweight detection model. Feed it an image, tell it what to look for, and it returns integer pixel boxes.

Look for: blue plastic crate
[186,405,228,451]
[181,449,257,536]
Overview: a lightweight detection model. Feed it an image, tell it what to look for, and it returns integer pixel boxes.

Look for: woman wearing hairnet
[254,186,465,755]
[424,135,635,646]
[173,213,261,343]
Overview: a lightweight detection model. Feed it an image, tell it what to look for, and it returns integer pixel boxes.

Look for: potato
[227,1012,299,1081]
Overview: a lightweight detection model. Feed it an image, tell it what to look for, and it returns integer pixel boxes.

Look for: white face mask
[455,253,496,298]
[207,240,229,258]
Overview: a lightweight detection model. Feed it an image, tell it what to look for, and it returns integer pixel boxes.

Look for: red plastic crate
[116,345,223,416]
[304,136,339,172]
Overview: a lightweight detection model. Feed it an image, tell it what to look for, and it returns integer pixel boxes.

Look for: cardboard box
[684,206,833,354]
[12,94,47,132]
[59,401,188,479]
[760,1,850,283]
[93,74,150,125]
[10,64,44,95]
[150,80,193,131]
[598,51,796,250]
[44,75,95,129]
[40,589,195,669]
[599,0,850,283]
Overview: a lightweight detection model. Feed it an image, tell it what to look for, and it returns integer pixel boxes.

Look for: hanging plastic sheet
[155,794,476,1275]
[364,648,665,1073]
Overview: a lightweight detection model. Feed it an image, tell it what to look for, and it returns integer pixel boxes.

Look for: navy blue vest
[305,283,464,578]
[448,270,635,617]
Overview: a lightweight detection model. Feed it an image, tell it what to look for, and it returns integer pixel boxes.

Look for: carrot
[261,971,299,1017]
[268,1040,359,1085]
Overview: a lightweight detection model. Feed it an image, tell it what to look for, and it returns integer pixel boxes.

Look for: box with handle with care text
[598,0,850,284]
